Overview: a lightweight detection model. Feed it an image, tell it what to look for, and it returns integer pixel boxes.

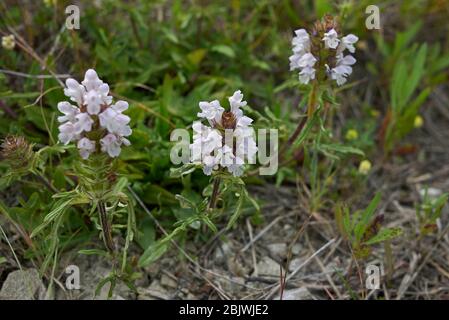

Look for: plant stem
[98,200,115,253]
[37,173,58,193]
[208,177,221,210]
[307,81,318,118]
[279,81,319,161]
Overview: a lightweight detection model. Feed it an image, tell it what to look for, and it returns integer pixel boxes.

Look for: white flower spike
[190,90,257,177]
[289,17,358,86]
[57,69,132,159]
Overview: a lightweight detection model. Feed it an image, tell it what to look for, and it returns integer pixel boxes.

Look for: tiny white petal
[322,29,340,49]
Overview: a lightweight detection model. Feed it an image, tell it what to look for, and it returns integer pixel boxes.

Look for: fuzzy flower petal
[77,137,96,159]
[322,29,340,49]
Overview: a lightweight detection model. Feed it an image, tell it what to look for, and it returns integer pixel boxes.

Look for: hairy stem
[208,177,221,210]
[98,200,115,253]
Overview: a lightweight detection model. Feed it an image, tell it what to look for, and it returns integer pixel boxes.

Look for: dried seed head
[0,135,35,169]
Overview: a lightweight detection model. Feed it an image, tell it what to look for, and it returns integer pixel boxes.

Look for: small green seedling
[416,189,448,237]
[336,193,403,259]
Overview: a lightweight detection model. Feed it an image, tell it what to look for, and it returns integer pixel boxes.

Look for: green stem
[208,177,221,210]
[98,200,115,253]
[279,81,319,161]
[307,81,318,118]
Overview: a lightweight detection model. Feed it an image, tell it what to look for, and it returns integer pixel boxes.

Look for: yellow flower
[345,129,358,141]
[358,160,372,175]
[2,35,15,50]
[414,115,424,128]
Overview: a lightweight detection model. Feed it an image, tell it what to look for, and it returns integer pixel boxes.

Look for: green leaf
[211,45,235,58]
[319,144,365,157]
[187,49,207,66]
[112,177,128,194]
[292,108,321,148]
[175,194,197,209]
[364,227,403,245]
[31,197,73,238]
[136,218,155,250]
[226,189,246,230]
[78,249,109,257]
[354,193,382,242]
[170,163,198,178]
[138,242,169,267]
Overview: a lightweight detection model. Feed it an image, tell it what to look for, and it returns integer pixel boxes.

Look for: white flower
[292,29,310,54]
[236,115,253,128]
[58,122,78,145]
[2,35,15,50]
[228,90,247,118]
[64,78,86,106]
[58,69,132,159]
[298,53,317,68]
[74,113,94,134]
[341,34,358,53]
[57,102,79,123]
[322,29,340,49]
[197,100,224,125]
[298,67,316,85]
[289,29,317,85]
[289,25,358,86]
[202,154,218,175]
[84,90,103,115]
[228,163,244,177]
[216,145,235,168]
[289,53,301,71]
[81,69,103,91]
[82,70,112,115]
[294,29,309,42]
[330,54,356,86]
[190,122,222,162]
[216,144,245,177]
[99,100,132,137]
[190,91,257,177]
[234,128,258,164]
[110,100,128,113]
[77,138,96,159]
[100,133,130,158]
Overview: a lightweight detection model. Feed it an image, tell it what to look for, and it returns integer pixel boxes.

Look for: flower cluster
[289,15,358,86]
[190,91,258,177]
[57,69,132,159]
